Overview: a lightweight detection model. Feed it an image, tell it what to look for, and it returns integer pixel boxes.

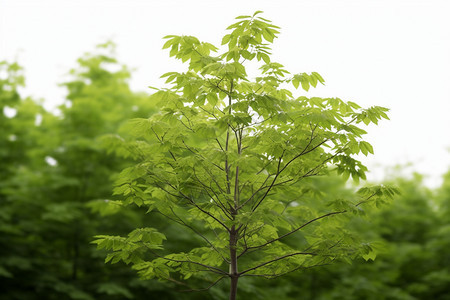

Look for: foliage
[0,61,47,293]
[0,44,164,299]
[93,12,394,299]
[243,172,450,300]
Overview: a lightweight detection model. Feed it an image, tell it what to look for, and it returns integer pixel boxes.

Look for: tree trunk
[229,275,239,300]
[229,225,239,300]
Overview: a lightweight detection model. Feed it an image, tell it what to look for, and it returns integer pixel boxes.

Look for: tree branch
[179,275,227,292]
[251,150,285,212]
[239,252,316,276]
[145,247,228,276]
[241,257,333,279]
[159,182,231,232]
[191,167,232,219]
[168,211,230,264]
[242,211,346,254]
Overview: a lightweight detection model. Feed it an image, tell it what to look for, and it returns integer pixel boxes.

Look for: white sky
[1,0,449,187]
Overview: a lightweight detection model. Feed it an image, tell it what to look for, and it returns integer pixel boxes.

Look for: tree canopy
[93,12,396,299]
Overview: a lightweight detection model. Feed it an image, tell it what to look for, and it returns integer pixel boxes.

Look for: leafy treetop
[94,11,396,299]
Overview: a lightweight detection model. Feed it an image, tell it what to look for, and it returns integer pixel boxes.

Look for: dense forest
[1,42,449,300]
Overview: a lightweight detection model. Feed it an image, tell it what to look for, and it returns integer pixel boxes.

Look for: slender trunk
[229,225,239,300]
[230,275,239,300]
[226,79,239,299]
[225,80,234,195]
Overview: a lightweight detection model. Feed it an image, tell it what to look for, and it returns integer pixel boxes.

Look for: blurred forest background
[1,43,449,300]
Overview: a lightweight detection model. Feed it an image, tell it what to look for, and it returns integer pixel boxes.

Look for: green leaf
[221,34,231,45]
[235,15,252,20]
[311,72,325,84]
[301,78,310,91]
[261,53,270,64]
[359,141,374,155]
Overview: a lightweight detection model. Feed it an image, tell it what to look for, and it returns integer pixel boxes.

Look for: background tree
[0,61,49,296]
[0,43,166,300]
[93,12,396,299]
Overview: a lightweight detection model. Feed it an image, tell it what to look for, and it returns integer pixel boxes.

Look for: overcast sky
[1,0,449,187]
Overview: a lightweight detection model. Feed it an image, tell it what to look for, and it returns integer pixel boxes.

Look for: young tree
[94,12,397,299]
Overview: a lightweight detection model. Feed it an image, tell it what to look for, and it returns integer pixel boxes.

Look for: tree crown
[94,12,397,295]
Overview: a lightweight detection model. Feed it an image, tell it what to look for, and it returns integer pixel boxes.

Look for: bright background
[1,0,449,186]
